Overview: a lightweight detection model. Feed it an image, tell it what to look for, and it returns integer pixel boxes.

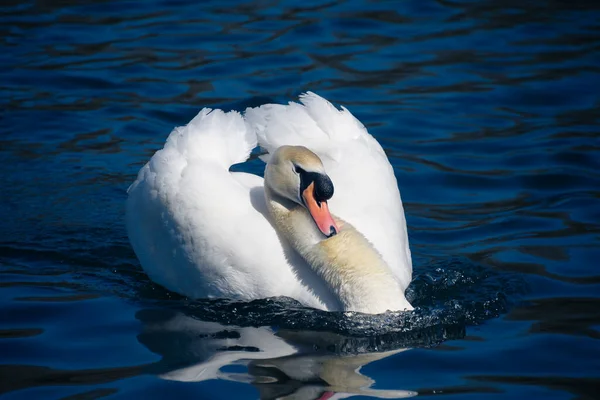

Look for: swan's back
[245,92,412,290]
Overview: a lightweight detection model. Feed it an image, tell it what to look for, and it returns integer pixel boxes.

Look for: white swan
[126,92,413,313]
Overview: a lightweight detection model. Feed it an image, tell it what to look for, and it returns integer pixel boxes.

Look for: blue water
[1,0,599,398]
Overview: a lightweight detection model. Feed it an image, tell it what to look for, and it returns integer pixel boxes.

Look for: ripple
[0,364,145,396]
[123,259,526,351]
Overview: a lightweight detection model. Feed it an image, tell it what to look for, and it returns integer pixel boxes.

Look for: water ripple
[1,0,599,398]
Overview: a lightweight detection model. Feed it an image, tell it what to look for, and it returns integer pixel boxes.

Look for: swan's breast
[316,225,393,279]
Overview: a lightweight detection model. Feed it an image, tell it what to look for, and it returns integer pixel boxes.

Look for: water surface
[1,0,599,399]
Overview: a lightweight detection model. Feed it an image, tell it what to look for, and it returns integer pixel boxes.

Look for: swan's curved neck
[264,186,412,314]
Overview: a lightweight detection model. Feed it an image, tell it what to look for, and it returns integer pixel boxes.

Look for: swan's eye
[294,165,304,174]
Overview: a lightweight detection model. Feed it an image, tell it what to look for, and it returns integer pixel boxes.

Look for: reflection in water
[137,309,416,399]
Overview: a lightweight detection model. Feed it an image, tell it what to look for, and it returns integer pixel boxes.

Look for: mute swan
[126,92,413,313]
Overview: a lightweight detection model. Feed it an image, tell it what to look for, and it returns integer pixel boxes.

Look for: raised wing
[245,92,412,289]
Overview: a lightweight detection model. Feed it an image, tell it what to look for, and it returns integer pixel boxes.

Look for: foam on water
[125,258,527,352]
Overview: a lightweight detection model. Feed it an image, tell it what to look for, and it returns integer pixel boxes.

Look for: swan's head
[265,145,339,238]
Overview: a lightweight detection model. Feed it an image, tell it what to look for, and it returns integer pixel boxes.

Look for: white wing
[126,108,336,308]
[245,92,412,289]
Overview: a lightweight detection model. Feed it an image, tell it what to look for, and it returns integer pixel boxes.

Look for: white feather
[127,107,336,309]
[245,92,412,290]
[127,93,412,312]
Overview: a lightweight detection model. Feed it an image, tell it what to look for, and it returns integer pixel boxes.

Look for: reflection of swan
[126,93,412,313]
[138,310,416,399]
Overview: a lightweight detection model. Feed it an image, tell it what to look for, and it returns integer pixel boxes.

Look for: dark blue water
[2,0,599,398]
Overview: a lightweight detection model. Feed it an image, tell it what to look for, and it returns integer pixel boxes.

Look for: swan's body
[126,93,412,313]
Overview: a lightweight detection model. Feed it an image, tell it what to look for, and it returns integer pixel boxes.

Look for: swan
[126,92,413,314]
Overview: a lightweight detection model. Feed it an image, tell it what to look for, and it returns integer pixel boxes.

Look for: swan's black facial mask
[297,169,338,238]
[299,171,334,204]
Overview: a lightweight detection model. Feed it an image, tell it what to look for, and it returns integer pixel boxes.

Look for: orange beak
[302,182,339,237]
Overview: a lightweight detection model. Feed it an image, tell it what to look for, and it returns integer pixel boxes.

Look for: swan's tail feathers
[244,92,368,162]
[163,108,257,169]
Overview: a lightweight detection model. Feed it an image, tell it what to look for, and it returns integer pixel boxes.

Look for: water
[1,0,599,398]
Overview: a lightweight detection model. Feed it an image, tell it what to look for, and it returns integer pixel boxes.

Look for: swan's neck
[264,186,412,314]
